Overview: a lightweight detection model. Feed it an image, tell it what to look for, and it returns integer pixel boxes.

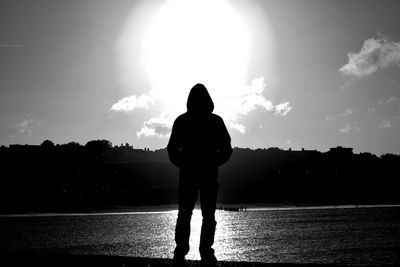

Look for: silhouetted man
[168,84,233,267]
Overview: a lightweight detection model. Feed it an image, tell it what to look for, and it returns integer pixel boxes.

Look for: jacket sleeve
[167,119,183,167]
[216,117,233,166]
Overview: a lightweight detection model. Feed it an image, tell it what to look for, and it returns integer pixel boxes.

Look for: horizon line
[2,142,398,156]
[2,204,400,218]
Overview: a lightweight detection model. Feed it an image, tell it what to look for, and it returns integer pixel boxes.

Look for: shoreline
[1,203,400,217]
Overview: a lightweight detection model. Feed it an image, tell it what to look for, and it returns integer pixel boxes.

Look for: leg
[199,179,218,260]
[174,179,198,258]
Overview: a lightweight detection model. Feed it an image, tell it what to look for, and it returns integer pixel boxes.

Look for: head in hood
[186,83,214,114]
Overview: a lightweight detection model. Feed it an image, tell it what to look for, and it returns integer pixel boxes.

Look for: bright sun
[142,0,250,111]
[116,0,278,137]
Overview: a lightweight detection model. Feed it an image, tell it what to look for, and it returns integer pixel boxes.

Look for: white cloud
[136,111,175,138]
[379,116,400,129]
[368,96,400,113]
[274,102,292,116]
[240,94,274,114]
[230,122,246,134]
[381,119,392,129]
[110,94,154,112]
[369,96,400,129]
[113,77,292,138]
[17,118,45,137]
[325,115,337,121]
[18,119,34,135]
[136,120,171,138]
[377,96,400,107]
[340,33,400,76]
[326,108,354,121]
[343,108,354,116]
[218,77,292,133]
[217,78,274,122]
[19,120,32,135]
[338,123,360,134]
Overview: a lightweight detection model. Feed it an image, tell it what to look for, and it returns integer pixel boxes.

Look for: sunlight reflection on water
[1,207,400,265]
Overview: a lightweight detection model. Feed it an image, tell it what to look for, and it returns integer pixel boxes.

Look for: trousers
[174,171,218,258]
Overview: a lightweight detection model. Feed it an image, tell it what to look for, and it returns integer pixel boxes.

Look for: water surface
[1,206,400,266]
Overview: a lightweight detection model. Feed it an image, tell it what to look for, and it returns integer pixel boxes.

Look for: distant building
[9,144,40,150]
[328,146,353,158]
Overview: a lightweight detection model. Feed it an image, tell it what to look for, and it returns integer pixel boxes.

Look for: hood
[186,83,214,114]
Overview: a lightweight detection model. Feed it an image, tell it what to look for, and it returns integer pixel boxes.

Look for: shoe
[172,255,188,267]
[200,253,217,267]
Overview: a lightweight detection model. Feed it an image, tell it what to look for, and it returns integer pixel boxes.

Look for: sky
[1,0,400,155]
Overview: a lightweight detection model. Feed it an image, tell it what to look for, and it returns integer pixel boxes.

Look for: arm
[167,119,183,167]
[216,117,233,166]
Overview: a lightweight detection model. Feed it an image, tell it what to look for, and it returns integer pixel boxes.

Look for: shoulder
[173,113,188,125]
[210,113,225,124]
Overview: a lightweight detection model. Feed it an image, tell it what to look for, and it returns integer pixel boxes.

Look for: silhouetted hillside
[0,140,399,213]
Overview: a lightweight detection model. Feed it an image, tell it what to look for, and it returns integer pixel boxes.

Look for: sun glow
[116,0,280,138]
[143,0,250,110]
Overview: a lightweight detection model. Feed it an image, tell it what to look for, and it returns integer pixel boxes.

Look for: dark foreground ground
[2,253,396,267]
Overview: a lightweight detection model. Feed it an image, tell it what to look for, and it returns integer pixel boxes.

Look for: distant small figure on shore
[218,205,247,212]
[167,83,233,267]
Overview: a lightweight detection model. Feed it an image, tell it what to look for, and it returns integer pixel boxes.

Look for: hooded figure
[168,83,232,266]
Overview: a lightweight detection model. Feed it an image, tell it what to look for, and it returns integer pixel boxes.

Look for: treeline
[0,140,399,213]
